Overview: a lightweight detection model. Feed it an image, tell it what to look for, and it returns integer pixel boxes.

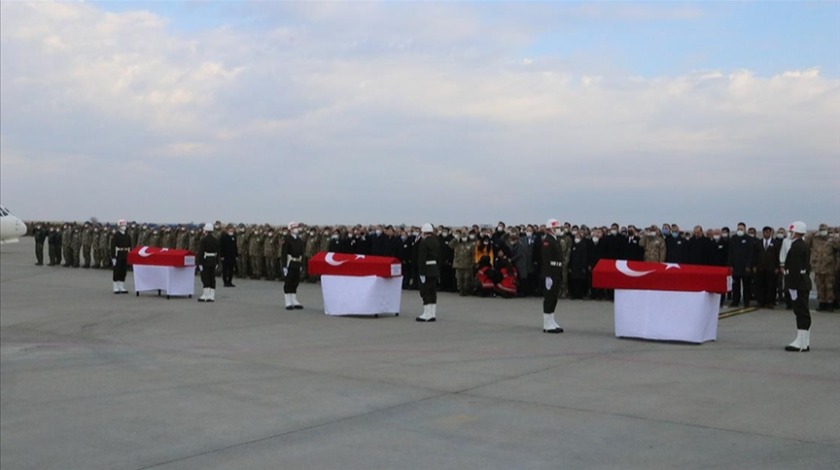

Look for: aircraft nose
[16,220,27,236]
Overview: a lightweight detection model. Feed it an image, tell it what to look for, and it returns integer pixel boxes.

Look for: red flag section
[127,246,196,267]
[592,259,731,294]
[308,252,402,278]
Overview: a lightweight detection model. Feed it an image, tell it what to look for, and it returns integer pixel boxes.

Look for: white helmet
[117,219,127,228]
[203,223,213,232]
[789,221,807,234]
[546,218,561,230]
[421,223,434,233]
[288,221,300,230]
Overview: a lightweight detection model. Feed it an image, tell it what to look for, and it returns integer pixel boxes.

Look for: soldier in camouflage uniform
[138,225,150,246]
[808,223,840,312]
[62,223,73,267]
[249,227,264,279]
[558,229,571,298]
[264,227,278,281]
[149,227,161,248]
[81,222,93,268]
[129,222,140,248]
[449,228,476,296]
[640,226,667,262]
[160,226,173,249]
[236,224,249,279]
[175,226,189,250]
[99,225,112,269]
[91,225,101,268]
[71,224,83,268]
[304,226,321,282]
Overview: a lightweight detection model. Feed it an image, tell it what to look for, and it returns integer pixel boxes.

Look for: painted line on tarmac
[719,307,759,320]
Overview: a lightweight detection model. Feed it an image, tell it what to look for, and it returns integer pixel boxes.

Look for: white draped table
[133,265,195,299]
[320,275,402,316]
[614,289,720,343]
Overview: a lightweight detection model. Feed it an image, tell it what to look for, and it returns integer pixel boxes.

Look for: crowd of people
[25,219,840,312]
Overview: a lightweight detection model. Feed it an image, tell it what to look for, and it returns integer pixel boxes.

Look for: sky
[1,0,838,229]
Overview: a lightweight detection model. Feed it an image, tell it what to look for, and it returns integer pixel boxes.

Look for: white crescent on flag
[615,260,655,278]
[325,252,348,266]
[138,246,152,257]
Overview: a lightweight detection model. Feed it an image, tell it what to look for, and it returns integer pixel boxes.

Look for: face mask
[713,235,720,241]
[292,229,300,236]
[571,230,578,236]
[497,226,504,232]
[736,230,745,237]
[332,234,339,239]
[459,237,466,242]
[819,230,828,236]
[671,232,679,238]
[776,233,784,239]
[401,235,407,241]
[228,231,234,236]
[413,232,419,237]
[483,241,489,246]
[662,228,670,236]
[574,238,581,244]
[525,231,533,237]
[592,237,599,243]
[611,229,618,235]
[721,233,729,239]
[375,230,382,236]
[469,234,476,240]
[647,231,656,237]
[310,231,315,236]
[442,231,449,237]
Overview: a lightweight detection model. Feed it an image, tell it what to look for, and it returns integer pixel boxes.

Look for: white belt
[550,261,562,267]
[784,269,807,274]
[426,260,437,265]
[116,247,130,252]
[288,256,302,262]
[204,253,217,258]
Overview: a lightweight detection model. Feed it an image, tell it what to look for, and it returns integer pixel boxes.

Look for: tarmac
[1,238,838,470]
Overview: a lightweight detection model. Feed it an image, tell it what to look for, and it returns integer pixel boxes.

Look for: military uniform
[47,226,60,265]
[71,226,83,268]
[197,225,219,302]
[81,224,93,268]
[540,220,564,333]
[808,226,839,311]
[91,227,102,268]
[640,232,667,263]
[264,231,278,281]
[449,236,475,296]
[784,223,812,352]
[416,225,441,322]
[32,225,48,265]
[99,227,112,269]
[236,225,248,279]
[281,223,305,310]
[110,222,131,293]
[249,230,263,279]
[62,224,73,267]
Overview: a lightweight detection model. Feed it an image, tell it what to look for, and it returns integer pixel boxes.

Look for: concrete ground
[1,238,838,470]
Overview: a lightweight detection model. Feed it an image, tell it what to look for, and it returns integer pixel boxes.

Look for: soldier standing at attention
[197,223,219,302]
[281,222,305,310]
[415,223,441,322]
[32,223,48,266]
[62,223,73,267]
[808,223,839,312]
[91,225,101,269]
[783,221,812,352]
[541,219,564,333]
[449,228,475,296]
[236,224,248,280]
[110,219,131,294]
[264,227,278,281]
[47,225,60,266]
[71,224,84,268]
[249,227,264,279]
[99,225,113,269]
[219,224,238,287]
[81,222,93,268]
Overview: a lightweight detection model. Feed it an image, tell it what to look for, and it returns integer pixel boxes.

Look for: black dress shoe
[286,306,294,310]
[293,305,303,310]
[229,283,236,288]
[416,317,436,322]
[784,345,810,352]
[543,328,564,334]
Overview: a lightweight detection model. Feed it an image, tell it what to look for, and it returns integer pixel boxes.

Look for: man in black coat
[110,219,132,294]
[728,222,755,307]
[754,226,780,308]
[686,225,712,266]
[783,221,812,352]
[281,222,306,310]
[197,223,219,302]
[32,223,48,266]
[665,224,687,263]
[219,224,238,287]
[540,219,565,333]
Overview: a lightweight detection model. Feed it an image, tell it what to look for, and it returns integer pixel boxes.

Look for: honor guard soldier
[32,223,48,265]
[281,221,305,310]
[541,219,564,333]
[219,224,238,287]
[110,219,131,294]
[416,223,441,322]
[197,223,219,302]
[784,221,812,351]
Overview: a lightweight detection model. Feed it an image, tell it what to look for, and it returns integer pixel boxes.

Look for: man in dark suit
[728,222,755,307]
[754,226,780,308]
[219,224,238,287]
[783,221,812,352]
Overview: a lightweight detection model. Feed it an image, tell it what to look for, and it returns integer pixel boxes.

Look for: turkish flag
[308,252,402,278]
[128,246,196,267]
[592,259,731,294]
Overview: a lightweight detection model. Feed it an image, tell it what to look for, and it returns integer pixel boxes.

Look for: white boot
[416,304,435,322]
[429,304,437,320]
[207,288,215,302]
[543,314,563,333]
[785,329,810,352]
[113,282,120,294]
[284,293,293,310]
[119,281,128,293]
[198,288,208,302]
[291,293,303,309]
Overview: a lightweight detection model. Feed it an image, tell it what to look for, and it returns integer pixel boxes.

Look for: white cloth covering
[614,289,720,343]
[133,265,195,297]
[320,275,402,316]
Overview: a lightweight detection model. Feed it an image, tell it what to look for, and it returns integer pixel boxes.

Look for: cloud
[1,1,837,228]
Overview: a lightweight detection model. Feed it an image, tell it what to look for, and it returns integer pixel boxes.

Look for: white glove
[111,258,116,266]
[545,277,553,290]
[420,275,426,284]
[199,265,204,272]
[283,268,289,276]
[788,289,797,301]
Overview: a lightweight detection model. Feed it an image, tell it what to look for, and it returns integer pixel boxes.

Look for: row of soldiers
[27,220,840,310]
